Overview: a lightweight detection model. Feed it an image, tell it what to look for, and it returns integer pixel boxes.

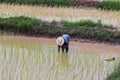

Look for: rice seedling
[0,3,120,28]
[0,37,119,80]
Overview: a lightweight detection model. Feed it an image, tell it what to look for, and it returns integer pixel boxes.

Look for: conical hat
[56,37,64,46]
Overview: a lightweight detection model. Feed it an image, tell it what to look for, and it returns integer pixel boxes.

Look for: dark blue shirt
[62,34,70,44]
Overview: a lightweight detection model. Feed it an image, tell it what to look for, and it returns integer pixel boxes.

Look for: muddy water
[0,35,119,80]
[0,35,120,55]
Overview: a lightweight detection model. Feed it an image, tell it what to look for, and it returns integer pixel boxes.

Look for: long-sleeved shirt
[62,34,70,44]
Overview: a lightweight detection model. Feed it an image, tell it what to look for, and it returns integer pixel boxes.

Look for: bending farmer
[56,34,70,53]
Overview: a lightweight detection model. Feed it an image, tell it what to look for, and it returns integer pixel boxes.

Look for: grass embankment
[106,63,120,80]
[0,16,119,44]
[0,0,120,10]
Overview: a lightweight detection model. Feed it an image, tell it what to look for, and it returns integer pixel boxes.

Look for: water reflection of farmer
[56,34,70,53]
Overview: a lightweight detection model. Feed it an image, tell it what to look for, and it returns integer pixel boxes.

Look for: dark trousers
[58,43,69,53]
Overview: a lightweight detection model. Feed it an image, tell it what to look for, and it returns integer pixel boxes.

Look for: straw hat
[56,37,64,46]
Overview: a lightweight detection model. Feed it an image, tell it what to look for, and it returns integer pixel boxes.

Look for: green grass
[62,19,113,28]
[0,16,119,44]
[97,1,120,11]
[1,0,74,7]
[0,38,119,80]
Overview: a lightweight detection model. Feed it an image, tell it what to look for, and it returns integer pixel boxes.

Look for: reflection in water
[56,53,69,68]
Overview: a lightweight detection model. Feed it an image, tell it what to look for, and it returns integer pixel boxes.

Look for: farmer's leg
[61,46,65,53]
[58,45,60,53]
[65,44,69,53]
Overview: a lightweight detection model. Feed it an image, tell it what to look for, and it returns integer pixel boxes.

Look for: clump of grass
[0,16,39,34]
[97,1,120,11]
[106,63,120,80]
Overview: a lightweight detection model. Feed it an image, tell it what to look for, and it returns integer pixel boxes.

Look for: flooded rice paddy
[0,36,119,80]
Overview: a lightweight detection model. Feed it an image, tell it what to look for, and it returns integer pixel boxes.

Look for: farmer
[56,34,70,53]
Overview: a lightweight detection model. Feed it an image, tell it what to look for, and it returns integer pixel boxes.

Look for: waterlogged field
[0,36,119,80]
[0,4,120,28]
